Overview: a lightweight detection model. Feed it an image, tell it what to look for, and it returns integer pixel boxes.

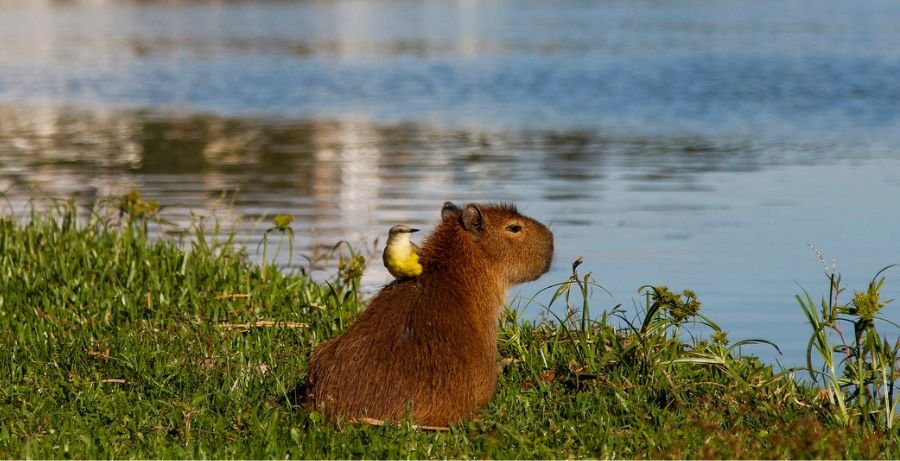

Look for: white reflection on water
[3,0,900,136]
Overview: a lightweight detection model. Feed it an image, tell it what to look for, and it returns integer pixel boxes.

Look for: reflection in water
[1,103,794,230]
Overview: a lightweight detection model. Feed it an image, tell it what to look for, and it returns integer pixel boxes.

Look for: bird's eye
[506,224,522,233]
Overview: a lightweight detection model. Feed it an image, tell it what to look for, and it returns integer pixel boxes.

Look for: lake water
[1,0,899,365]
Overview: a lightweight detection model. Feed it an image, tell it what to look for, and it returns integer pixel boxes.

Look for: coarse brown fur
[305,202,554,426]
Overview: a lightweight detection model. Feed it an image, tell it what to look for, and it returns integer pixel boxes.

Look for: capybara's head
[445,202,554,286]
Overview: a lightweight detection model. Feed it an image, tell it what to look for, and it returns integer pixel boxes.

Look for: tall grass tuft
[797,247,898,429]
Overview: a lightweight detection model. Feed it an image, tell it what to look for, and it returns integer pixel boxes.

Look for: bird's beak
[410,228,420,233]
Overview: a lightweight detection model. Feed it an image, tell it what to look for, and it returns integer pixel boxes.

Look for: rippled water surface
[2,0,900,364]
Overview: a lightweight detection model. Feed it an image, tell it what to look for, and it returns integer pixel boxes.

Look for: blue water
[1,0,899,365]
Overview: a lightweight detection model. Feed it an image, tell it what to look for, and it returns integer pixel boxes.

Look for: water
[2,0,900,365]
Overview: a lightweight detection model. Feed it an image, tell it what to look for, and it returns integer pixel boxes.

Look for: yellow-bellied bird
[382,225,422,280]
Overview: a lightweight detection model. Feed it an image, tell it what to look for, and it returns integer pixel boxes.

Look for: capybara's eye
[506,224,522,233]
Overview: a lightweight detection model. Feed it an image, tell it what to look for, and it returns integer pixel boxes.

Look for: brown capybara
[306,202,554,426]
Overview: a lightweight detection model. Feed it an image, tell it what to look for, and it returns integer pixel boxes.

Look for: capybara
[306,202,554,425]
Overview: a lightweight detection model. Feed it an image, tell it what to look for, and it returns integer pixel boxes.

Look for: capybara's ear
[461,204,483,236]
[441,201,461,220]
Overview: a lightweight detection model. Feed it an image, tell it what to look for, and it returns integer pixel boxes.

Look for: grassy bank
[0,199,897,458]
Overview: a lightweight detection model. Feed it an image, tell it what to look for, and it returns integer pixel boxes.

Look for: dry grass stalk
[352,417,451,432]
[219,320,309,330]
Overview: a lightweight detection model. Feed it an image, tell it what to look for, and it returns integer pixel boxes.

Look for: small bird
[382,225,422,280]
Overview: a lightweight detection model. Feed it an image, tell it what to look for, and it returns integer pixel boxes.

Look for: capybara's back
[306,202,554,425]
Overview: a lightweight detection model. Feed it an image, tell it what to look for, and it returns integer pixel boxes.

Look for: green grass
[0,198,898,458]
